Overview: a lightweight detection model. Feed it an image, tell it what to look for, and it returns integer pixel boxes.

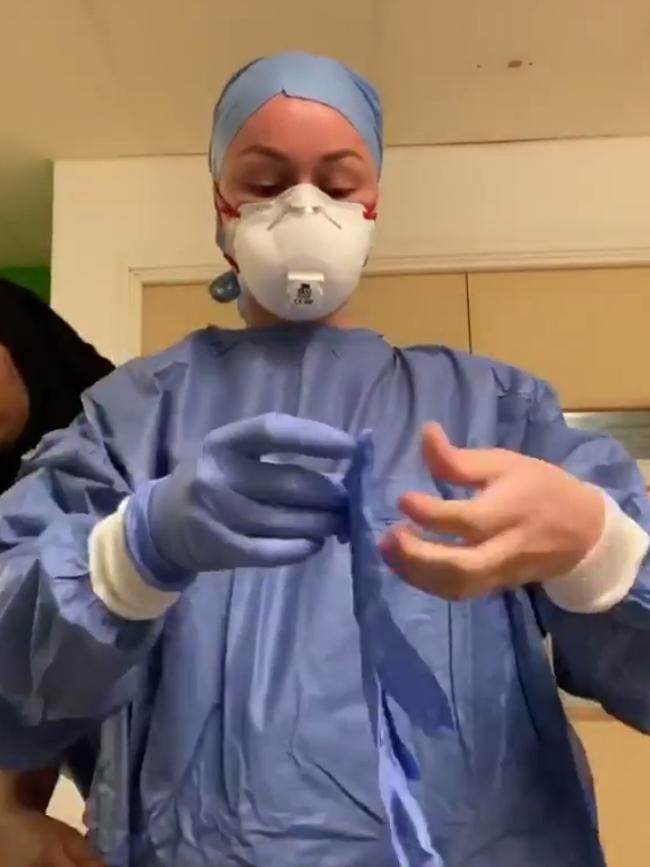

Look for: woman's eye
[249,183,284,198]
[324,187,355,200]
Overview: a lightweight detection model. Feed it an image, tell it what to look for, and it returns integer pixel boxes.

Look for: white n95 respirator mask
[220,184,376,322]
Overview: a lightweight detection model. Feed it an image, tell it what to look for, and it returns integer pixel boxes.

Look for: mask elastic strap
[214,186,241,272]
[212,186,242,302]
[223,253,239,273]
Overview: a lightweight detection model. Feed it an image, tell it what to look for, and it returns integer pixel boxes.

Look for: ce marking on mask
[295,283,315,306]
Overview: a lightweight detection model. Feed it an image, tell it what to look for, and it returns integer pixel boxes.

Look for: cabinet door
[142,282,242,356]
[468,268,650,409]
[574,718,650,867]
[141,274,470,356]
[348,273,469,349]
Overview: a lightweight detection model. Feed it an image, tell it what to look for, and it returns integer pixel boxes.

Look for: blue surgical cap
[209,52,383,177]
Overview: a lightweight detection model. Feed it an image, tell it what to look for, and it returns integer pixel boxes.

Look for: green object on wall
[0,267,51,303]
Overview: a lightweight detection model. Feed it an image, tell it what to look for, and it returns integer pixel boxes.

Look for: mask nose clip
[269,197,323,229]
[270,200,341,231]
[293,203,319,216]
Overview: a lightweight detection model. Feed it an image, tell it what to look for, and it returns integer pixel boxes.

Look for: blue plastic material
[347,432,450,866]
[125,414,355,589]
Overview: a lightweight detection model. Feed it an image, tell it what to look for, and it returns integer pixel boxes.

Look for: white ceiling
[2,0,650,266]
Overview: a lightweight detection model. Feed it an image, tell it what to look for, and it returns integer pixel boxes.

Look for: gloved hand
[0,810,104,867]
[125,413,356,587]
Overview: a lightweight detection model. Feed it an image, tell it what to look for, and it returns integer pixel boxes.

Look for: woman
[0,279,112,866]
[1,54,649,867]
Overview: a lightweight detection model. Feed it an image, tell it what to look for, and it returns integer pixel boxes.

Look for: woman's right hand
[125,413,356,585]
[0,810,104,867]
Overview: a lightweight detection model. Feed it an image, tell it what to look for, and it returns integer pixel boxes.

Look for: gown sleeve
[521,379,650,732]
[0,369,163,769]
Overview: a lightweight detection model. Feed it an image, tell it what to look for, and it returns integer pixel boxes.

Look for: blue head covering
[209,52,383,176]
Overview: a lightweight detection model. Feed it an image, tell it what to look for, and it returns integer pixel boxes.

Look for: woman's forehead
[223,95,374,169]
[209,53,383,176]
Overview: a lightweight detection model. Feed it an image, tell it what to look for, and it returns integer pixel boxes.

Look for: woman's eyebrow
[320,149,364,164]
[237,145,291,164]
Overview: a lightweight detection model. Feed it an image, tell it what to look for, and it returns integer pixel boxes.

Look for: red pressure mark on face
[363,203,378,220]
[218,199,240,219]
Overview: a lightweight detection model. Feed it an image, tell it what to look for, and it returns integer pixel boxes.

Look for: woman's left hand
[380,424,605,600]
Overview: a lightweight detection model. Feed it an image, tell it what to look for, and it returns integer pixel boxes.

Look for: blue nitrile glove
[124,413,356,589]
[346,432,451,867]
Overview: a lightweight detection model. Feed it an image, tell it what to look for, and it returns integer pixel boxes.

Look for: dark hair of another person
[0,279,114,492]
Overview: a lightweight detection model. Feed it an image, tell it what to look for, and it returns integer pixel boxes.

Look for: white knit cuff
[544,488,650,614]
[89,500,180,621]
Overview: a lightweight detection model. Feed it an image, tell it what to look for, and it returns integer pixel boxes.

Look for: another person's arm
[0,767,59,813]
[0,767,105,866]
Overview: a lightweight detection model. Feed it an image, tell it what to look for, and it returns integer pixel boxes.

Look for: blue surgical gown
[1,325,650,867]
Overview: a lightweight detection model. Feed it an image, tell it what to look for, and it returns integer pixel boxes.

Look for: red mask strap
[224,253,239,274]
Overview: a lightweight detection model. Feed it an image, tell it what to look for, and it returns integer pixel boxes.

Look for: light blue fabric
[125,414,354,588]
[208,52,383,176]
[2,325,650,866]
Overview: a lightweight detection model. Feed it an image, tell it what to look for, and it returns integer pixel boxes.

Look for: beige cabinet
[349,273,469,349]
[144,269,650,408]
[574,719,650,867]
[142,282,242,357]
[468,268,650,410]
[141,273,470,356]
[143,270,650,408]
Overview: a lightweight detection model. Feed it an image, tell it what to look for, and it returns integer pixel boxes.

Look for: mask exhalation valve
[287,272,325,309]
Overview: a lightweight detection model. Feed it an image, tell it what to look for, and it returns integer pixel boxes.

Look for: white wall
[48,776,85,832]
[52,137,650,362]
